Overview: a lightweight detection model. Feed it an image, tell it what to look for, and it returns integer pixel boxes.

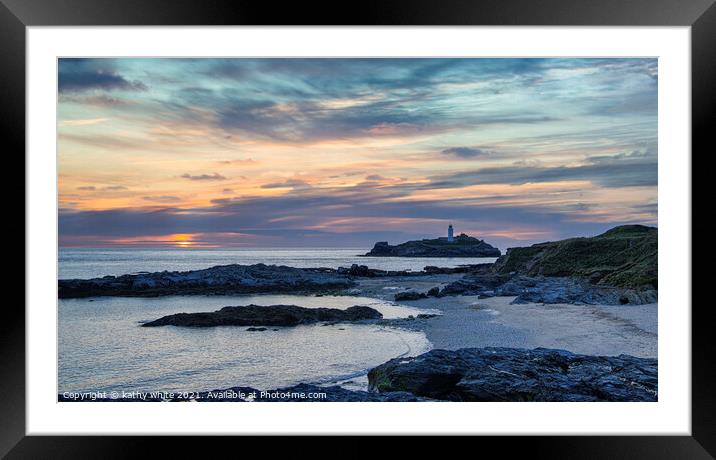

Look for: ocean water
[59,294,435,393]
[57,248,488,394]
[59,248,498,279]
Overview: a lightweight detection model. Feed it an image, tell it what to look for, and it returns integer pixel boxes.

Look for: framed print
[7,0,712,454]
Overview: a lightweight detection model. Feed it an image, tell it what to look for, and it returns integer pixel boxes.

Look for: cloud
[365,174,386,181]
[180,173,227,181]
[77,185,128,192]
[441,147,490,158]
[59,59,147,93]
[217,158,256,165]
[143,195,181,203]
[60,118,109,126]
[427,155,657,189]
[59,178,654,250]
[260,179,311,189]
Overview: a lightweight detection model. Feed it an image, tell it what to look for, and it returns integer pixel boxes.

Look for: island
[364,226,501,257]
[141,304,382,328]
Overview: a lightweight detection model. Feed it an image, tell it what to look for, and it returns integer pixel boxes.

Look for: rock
[438,272,512,297]
[347,264,370,276]
[368,347,657,402]
[58,263,357,298]
[394,291,427,301]
[246,327,267,332]
[423,264,492,274]
[364,234,501,257]
[416,313,438,319]
[497,276,658,305]
[141,304,382,328]
[440,273,658,305]
[426,286,440,297]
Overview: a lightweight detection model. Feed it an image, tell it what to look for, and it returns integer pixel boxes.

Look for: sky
[58,58,657,250]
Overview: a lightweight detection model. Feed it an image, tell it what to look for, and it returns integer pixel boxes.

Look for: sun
[171,234,194,248]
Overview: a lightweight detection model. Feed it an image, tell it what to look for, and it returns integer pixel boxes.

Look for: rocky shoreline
[59,346,657,402]
[58,261,654,306]
[58,263,357,298]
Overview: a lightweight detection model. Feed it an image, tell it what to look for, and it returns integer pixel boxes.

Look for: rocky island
[141,304,382,328]
[364,233,501,257]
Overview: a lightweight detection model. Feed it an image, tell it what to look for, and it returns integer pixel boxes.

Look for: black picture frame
[5,0,710,454]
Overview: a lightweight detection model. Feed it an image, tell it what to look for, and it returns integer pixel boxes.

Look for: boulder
[368,347,657,402]
[394,291,427,301]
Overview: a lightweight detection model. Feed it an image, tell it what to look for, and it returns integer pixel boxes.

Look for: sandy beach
[355,275,657,359]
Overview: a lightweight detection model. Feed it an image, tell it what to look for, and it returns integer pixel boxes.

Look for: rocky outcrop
[58,263,356,298]
[498,276,657,305]
[494,225,657,289]
[368,347,657,402]
[364,234,501,257]
[440,274,656,305]
[394,287,441,301]
[141,304,382,328]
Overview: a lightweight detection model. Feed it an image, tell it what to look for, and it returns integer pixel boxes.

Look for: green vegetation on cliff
[493,225,657,288]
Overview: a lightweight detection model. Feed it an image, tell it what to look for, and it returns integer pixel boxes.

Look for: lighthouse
[447,224,454,242]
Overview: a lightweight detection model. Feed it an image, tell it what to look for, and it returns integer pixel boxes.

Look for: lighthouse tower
[447,224,454,242]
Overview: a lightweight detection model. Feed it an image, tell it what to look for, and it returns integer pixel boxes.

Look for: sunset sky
[58,58,657,249]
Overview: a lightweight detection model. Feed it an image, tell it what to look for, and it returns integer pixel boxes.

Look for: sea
[58,248,497,394]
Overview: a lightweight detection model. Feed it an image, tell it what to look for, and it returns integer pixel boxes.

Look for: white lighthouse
[447,224,454,242]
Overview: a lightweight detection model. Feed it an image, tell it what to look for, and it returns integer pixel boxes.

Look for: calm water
[59,292,440,394]
[59,248,497,279]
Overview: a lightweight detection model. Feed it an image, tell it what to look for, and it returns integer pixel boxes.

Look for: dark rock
[426,286,440,297]
[498,276,657,305]
[423,264,493,274]
[439,271,656,305]
[58,263,356,298]
[416,313,438,319]
[394,291,427,301]
[364,234,501,257]
[246,327,268,332]
[368,347,657,402]
[347,264,370,276]
[141,304,382,328]
[438,272,512,297]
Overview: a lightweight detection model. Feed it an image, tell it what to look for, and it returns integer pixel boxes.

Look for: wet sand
[354,275,657,358]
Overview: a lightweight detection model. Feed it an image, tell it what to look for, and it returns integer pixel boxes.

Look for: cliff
[492,225,657,289]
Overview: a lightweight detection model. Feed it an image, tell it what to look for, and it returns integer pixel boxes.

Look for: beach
[354,275,657,358]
